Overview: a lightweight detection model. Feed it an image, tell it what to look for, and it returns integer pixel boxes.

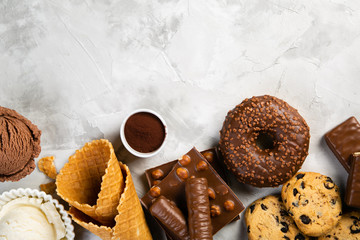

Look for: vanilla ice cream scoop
[0,197,66,240]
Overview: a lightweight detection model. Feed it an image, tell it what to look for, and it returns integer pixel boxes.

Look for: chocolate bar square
[145,148,227,188]
[325,116,360,172]
[345,152,360,208]
[141,147,244,236]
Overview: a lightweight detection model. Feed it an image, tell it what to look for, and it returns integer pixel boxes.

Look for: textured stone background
[1,0,360,239]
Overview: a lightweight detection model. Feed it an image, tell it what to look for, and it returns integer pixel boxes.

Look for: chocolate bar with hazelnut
[345,152,360,208]
[186,178,213,240]
[325,116,360,172]
[150,196,190,240]
[145,148,228,188]
[141,147,245,236]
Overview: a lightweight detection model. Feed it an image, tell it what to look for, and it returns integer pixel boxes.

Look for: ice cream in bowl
[0,188,74,240]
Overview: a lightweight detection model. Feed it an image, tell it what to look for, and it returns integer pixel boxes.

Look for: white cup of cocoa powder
[120,109,167,158]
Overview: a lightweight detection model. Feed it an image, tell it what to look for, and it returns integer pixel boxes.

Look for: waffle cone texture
[56,139,152,240]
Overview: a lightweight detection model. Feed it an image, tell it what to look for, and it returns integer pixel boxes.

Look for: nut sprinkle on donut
[219,95,310,187]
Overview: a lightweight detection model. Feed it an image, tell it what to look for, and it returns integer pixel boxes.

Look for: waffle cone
[68,163,152,240]
[112,162,152,240]
[69,207,113,240]
[56,139,124,226]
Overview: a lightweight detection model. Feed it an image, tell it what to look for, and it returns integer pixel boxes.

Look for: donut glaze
[219,95,310,187]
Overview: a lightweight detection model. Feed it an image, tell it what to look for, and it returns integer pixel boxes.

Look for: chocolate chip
[250,204,255,213]
[296,173,305,179]
[326,176,334,183]
[330,199,337,205]
[280,222,289,233]
[292,201,299,207]
[261,203,268,210]
[295,233,305,240]
[293,188,298,196]
[324,177,335,189]
[300,215,311,224]
[301,199,309,206]
[324,181,335,189]
[283,236,290,240]
[280,209,289,217]
[247,225,250,233]
[300,181,305,189]
[350,224,360,234]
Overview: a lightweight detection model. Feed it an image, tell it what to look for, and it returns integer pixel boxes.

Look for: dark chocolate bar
[145,148,228,188]
[325,117,360,172]
[141,147,245,235]
[186,178,213,240]
[345,152,360,208]
[150,196,190,240]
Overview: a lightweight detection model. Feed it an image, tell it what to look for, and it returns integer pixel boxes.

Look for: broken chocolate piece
[186,178,213,240]
[325,116,360,172]
[150,196,190,240]
[141,147,245,235]
[144,148,228,189]
[345,152,360,208]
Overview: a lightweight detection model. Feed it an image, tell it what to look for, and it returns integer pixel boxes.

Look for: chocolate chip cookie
[318,211,360,240]
[245,195,311,240]
[282,172,342,237]
[281,172,305,204]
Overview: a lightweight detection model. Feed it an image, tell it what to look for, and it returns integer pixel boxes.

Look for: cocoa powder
[124,112,165,153]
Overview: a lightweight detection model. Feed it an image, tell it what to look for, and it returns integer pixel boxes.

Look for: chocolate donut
[219,95,310,187]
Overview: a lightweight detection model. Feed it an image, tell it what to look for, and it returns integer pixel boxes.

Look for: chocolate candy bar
[145,148,228,188]
[141,147,245,235]
[186,178,213,240]
[345,152,360,208]
[150,196,190,240]
[325,117,360,172]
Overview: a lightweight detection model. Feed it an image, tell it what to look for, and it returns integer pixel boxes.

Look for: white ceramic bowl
[0,188,75,240]
[120,109,167,158]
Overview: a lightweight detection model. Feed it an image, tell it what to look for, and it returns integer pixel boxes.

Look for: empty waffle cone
[67,160,152,240]
[69,207,113,240]
[112,162,152,240]
[56,139,124,226]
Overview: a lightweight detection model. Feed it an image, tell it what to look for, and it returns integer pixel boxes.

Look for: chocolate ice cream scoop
[0,106,41,182]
